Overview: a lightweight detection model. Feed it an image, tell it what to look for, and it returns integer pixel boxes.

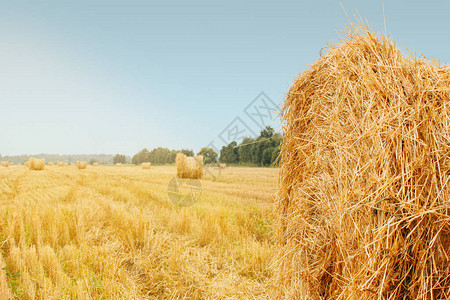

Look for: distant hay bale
[115,163,122,167]
[93,162,99,166]
[76,161,87,169]
[218,163,226,169]
[9,162,14,166]
[176,153,203,179]
[276,26,450,299]
[24,161,30,168]
[141,162,151,169]
[28,158,45,171]
[57,162,64,167]
[48,162,54,166]
[1,161,9,168]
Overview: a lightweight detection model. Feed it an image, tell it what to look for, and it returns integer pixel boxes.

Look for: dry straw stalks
[176,153,203,179]
[276,25,450,299]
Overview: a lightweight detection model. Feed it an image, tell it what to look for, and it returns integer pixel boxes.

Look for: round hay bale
[176,153,203,179]
[276,26,450,299]
[28,158,45,171]
[76,161,87,169]
[1,161,9,168]
[141,162,151,169]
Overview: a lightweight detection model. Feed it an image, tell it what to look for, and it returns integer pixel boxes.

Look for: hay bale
[115,163,122,167]
[48,162,54,166]
[176,153,203,179]
[276,26,450,299]
[76,161,87,169]
[219,163,226,169]
[28,158,45,170]
[24,161,30,168]
[9,162,14,166]
[141,162,151,169]
[93,162,99,166]
[1,161,9,168]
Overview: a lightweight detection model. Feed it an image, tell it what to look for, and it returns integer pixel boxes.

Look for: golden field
[0,165,276,299]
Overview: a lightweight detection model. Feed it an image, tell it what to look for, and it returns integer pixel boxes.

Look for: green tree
[180,149,194,157]
[113,154,127,164]
[238,137,254,164]
[219,141,239,164]
[197,147,218,164]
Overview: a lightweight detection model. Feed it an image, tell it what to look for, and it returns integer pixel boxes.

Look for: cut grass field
[0,165,276,299]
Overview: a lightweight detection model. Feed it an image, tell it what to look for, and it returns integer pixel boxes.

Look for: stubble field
[0,164,276,299]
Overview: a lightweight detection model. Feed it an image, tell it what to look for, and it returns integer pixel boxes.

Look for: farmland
[0,165,276,299]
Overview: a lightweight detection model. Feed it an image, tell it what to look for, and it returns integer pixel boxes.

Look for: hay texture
[219,163,226,169]
[28,158,45,171]
[1,162,8,168]
[176,153,203,179]
[48,162,54,166]
[142,162,151,169]
[76,161,87,169]
[276,26,450,299]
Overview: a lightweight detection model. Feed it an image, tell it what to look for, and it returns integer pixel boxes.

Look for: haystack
[115,163,122,167]
[48,162,54,166]
[1,161,9,168]
[176,153,203,179]
[142,162,151,169]
[9,162,13,166]
[276,26,450,299]
[28,158,45,171]
[76,161,87,169]
[93,162,99,166]
[219,163,226,169]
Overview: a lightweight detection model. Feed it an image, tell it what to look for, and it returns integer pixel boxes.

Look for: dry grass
[28,158,45,171]
[48,162,54,166]
[76,161,87,170]
[276,25,450,299]
[93,162,99,166]
[176,153,203,179]
[141,162,151,169]
[0,165,275,298]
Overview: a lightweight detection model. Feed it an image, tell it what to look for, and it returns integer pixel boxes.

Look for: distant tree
[260,126,275,138]
[180,149,194,157]
[113,154,127,164]
[89,158,98,165]
[219,141,239,164]
[165,150,178,164]
[238,137,254,164]
[197,147,218,164]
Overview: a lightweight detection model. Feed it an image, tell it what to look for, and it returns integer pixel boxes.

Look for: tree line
[130,126,280,167]
[219,126,281,166]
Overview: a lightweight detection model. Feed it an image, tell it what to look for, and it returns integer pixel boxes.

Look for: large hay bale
[219,163,226,169]
[1,161,9,168]
[142,162,151,169]
[176,153,203,179]
[76,161,87,169]
[28,158,45,171]
[276,26,450,299]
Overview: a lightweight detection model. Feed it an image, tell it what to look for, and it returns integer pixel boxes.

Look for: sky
[1,0,450,156]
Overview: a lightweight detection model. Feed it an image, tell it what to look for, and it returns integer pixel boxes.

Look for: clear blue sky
[1,0,449,156]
